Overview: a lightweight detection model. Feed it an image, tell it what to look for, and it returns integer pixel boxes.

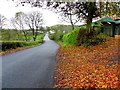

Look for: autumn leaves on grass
[54,38,119,88]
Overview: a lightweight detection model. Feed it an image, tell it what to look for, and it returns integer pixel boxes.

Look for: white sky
[0,0,84,29]
[0,0,60,28]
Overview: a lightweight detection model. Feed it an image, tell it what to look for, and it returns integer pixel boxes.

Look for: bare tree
[24,11,43,41]
[0,14,6,30]
[11,18,21,40]
[58,2,80,30]
[11,12,28,41]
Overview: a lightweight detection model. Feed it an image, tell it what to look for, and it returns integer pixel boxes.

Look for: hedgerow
[62,26,110,47]
[1,40,43,51]
[62,28,80,45]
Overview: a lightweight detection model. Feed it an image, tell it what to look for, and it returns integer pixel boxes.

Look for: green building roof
[101,16,116,23]
[80,17,120,27]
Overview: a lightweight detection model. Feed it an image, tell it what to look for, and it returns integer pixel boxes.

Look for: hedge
[62,28,80,45]
[1,40,44,51]
[62,26,110,46]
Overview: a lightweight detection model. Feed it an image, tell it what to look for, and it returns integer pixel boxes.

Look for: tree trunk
[32,29,38,41]
[71,21,74,30]
[86,17,92,33]
[24,35,28,41]
[99,1,102,18]
[70,14,75,30]
[22,30,28,41]
[34,29,39,41]
[16,30,20,40]
[86,2,95,33]
[32,28,36,41]
[106,1,109,16]
[33,36,36,41]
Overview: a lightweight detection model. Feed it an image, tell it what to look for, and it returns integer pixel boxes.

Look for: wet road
[2,34,59,88]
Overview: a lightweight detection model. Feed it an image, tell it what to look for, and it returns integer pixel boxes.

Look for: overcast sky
[0,0,61,28]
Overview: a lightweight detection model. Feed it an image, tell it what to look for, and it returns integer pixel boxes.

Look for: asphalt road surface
[2,34,59,88]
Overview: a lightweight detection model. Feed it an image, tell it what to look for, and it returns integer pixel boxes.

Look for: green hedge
[62,28,80,45]
[49,31,64,41]
[62,26,110,46]
[1,40,43,51]
[77,28,110,47]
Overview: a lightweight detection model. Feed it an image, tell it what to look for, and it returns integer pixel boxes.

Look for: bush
[62,27,110,47]
[49,33,56,40]
[77,28,110,47]
[1,41,42,51]
[49,31,64,41]
[62,28,80,45]
[1,42,23,51]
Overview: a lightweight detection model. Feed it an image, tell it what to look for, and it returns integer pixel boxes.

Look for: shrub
[77,28,110,47]
[36,34,45,40]
[49,31,64,41]
[62,28,80,45]
[49,33,56,40]
[1,41,42,51]
[1,42,23,51]
[62,26,110,47]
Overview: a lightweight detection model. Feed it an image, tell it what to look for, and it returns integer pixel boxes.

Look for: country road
[2,34,59,88]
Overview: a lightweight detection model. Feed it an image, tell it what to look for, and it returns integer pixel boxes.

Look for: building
[94,16,120,37]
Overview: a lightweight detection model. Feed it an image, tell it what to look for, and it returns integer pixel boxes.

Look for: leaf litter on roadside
[54,38,120,89]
